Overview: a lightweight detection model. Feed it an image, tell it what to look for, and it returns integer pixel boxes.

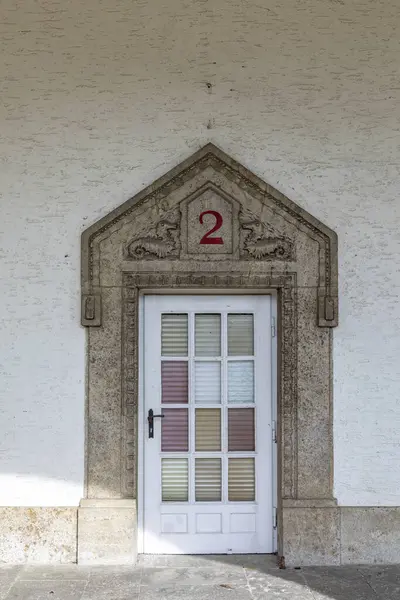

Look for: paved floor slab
[0,567,23,600]
[138,583,252,600]
[1,556,400,599]
[5,580,88,600]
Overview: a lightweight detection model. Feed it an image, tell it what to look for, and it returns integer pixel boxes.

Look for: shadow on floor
[1,555,400,600]
[136,554,399,600]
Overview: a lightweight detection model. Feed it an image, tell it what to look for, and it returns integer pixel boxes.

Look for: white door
[142,295,275,554]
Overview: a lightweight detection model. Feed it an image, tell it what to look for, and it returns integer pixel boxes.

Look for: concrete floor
[1,555,399,600]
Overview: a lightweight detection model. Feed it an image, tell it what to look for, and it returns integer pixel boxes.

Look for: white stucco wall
[1,0,400,506]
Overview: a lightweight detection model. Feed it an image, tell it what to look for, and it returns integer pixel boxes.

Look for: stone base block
[2,503,400,566]
[77,499,137,565]
[282,505,341,566]
[341,507,400,565]
[0,507,77,564]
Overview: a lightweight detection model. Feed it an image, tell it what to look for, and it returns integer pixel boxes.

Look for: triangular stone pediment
[81,144,338,327]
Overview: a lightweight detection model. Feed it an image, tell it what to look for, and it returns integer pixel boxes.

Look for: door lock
[148,408,164,438]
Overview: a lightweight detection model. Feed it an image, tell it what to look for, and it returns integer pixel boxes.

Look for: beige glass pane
[228,458,255,501]
[228,361,254,403]
[161,314,188,356]
[228,408,255,451]
[162,458,188,502]
[195,408,221,451]
[228,314,254,356]
[195,362,221,404]
[195,459,222,501]
[195,314,221,356]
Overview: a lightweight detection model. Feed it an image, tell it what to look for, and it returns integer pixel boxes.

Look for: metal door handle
[148,409,164,438]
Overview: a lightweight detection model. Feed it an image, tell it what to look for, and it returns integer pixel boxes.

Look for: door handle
[148,408,164,439]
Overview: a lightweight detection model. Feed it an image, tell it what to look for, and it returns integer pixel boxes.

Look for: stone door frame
[78,144,338,566]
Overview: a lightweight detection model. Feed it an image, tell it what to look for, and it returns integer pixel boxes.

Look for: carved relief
[121,286,138,498]
[239,208,294,260]
[126,209,181,259]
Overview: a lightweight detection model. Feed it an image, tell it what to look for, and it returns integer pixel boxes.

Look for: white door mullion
[222,453,228,506]
[222,311,228,451]
[221,311,228,503]
[189,311,195,505]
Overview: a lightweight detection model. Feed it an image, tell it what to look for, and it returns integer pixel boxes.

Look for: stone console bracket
[81,294,102,327]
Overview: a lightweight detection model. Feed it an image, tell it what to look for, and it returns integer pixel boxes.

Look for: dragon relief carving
[126,210,181,259]
[239,209,294,260]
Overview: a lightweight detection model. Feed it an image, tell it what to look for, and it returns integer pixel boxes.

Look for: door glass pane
[228,458,255,501]
[228,361,254,403]
[228,408,255,451]
[162,458,188,502]
[161,314,188,356]
[195,314,221,356]
[228,314,254,356]
[161,408,188,452]
[161,362,188,404]
[195,362,221,404]
[195,459,222,501]
[195,408,221,451]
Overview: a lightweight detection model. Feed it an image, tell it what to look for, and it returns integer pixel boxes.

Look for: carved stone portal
[80,144,339,566]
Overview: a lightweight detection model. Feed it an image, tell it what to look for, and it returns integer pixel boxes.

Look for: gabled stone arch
[79,144,339,566]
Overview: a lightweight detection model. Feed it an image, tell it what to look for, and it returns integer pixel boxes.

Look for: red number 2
[199,210,224,245]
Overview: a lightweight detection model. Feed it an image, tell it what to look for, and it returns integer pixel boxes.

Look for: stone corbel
[81,293,102,327]
[317,290,338,327]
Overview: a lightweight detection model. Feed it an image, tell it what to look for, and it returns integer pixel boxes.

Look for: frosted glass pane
[195,362,221,404]
[195,408,221,451]
[161,362,188,404]
[228,362,254,403]
[162,458,188,502]
[228,314,254,356]
[195,314,221,356]
[228,458,255,501]
[161,408,188,452]
[195,459,222,501]
[161,314,188,356]
[228,408,255,451]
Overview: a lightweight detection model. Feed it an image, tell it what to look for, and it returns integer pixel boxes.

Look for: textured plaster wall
[1,0,400,506]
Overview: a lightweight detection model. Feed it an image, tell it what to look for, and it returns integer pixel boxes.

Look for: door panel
[143,295,274,554]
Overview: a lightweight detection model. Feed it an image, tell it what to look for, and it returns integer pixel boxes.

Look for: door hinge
[273,507,278,529]
[272,420,277,443]
[271,316,276,338]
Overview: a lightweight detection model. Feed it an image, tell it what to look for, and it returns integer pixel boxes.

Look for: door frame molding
[137,291,278,554]
[123,271,304,560]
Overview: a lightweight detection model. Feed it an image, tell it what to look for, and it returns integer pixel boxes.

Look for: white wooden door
[142,295,274,554]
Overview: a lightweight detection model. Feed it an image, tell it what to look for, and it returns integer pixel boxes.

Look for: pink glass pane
[162,362,188,404]
[228,408,255,451]
[161,408,189,452]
